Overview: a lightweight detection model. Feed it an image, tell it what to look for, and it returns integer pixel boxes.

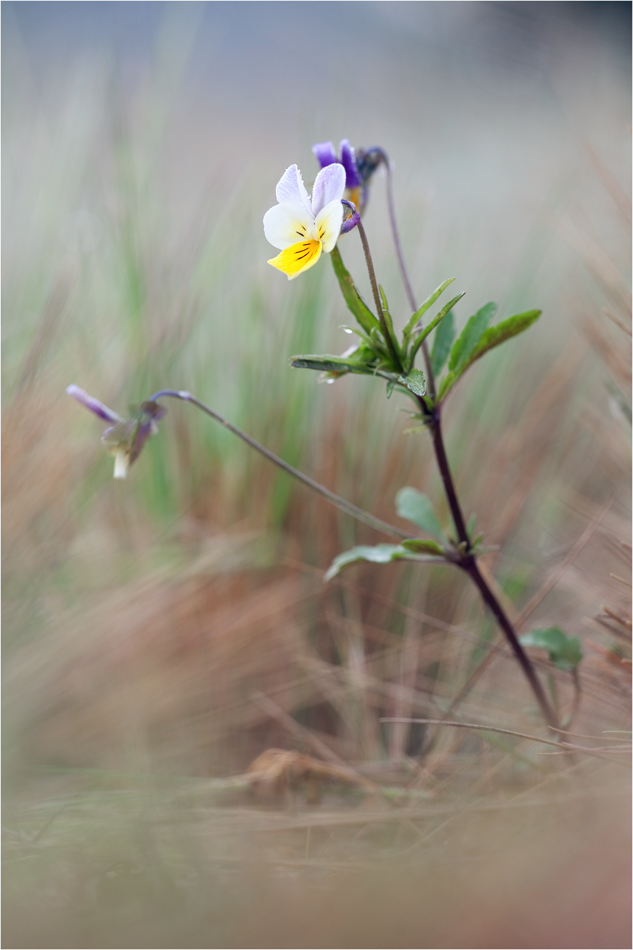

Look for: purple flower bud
[340,209,361,235]
[67,385,166,478]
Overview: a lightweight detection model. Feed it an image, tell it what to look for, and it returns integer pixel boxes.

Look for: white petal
[311,163,346,217]
[263,202,316,250]
[315,199,344,253]
[275,165,312,216]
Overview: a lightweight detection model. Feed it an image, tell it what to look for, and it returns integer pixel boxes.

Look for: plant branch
[377,157,558,731]
[148,389,409,540]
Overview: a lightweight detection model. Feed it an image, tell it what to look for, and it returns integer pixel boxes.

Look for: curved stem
[148,389,409,541]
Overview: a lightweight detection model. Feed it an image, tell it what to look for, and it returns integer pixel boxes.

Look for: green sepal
[402,278,456,339]
[448,302,497,374]
[407,293,465,372]
[401,538,446,556]
[330,246,381,335]
[519,627,583,672]
[460,310,542,374]
[398,369,426,397]
[324,543,444,582]
[430,309,455,378]
[395,486,446,542]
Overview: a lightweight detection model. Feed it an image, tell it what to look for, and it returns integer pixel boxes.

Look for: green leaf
[290,354,376,375]
[460,310,542,373]
[395,487,445,542]
[398,369,426,397]
[520,627,583,672]
[401,538,446,556]
[407,294,465,372]
[324,544,408,581]
[436,371,455,402]
[467,513,477,537]
[430,309,455,378]
[324,542,448,581]
[330,246,380,336]
[448,302,497,374]
[378,284,402,361]
[386,379,396,399]
[402,278,456,339]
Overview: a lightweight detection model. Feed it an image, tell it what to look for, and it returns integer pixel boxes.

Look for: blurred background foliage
[2,3,631,946]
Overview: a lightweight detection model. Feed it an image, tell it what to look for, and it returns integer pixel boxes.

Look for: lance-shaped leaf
[398,369,426,397]
[400,538,446,556]
[519,627,583,672]
[403,278,456,339]
[407,294,465,372]
[395,486,446,542]
[324,543,445,581]
[448,302,497,374]
[459,310,542,374]
[290,354,378,375]
[379,285,403,363]
[430,309,455,378]
[330,246,380,336]
[436,371,455,403]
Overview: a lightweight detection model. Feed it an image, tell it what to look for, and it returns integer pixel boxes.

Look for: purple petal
[339,139,361,189]
[311,163,346,217]
[66,384,123,423]
[312,141,337,169]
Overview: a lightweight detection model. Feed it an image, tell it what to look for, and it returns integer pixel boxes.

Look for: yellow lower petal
[268,239,322,279]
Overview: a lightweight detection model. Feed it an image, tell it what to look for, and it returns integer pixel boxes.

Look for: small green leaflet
[519,627,583,672]
[448,302,497,374]
[395,487,445,542]
[430,309,455,379]
[402,278,455,339]
[324,543,444,581]
[398,369,426,397]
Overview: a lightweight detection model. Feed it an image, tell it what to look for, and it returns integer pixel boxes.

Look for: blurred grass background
[3,3,631,947]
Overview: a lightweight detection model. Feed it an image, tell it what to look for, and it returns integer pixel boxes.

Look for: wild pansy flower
[264,163,346,279]
[312,139,382,217]
[66,384,165,478]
